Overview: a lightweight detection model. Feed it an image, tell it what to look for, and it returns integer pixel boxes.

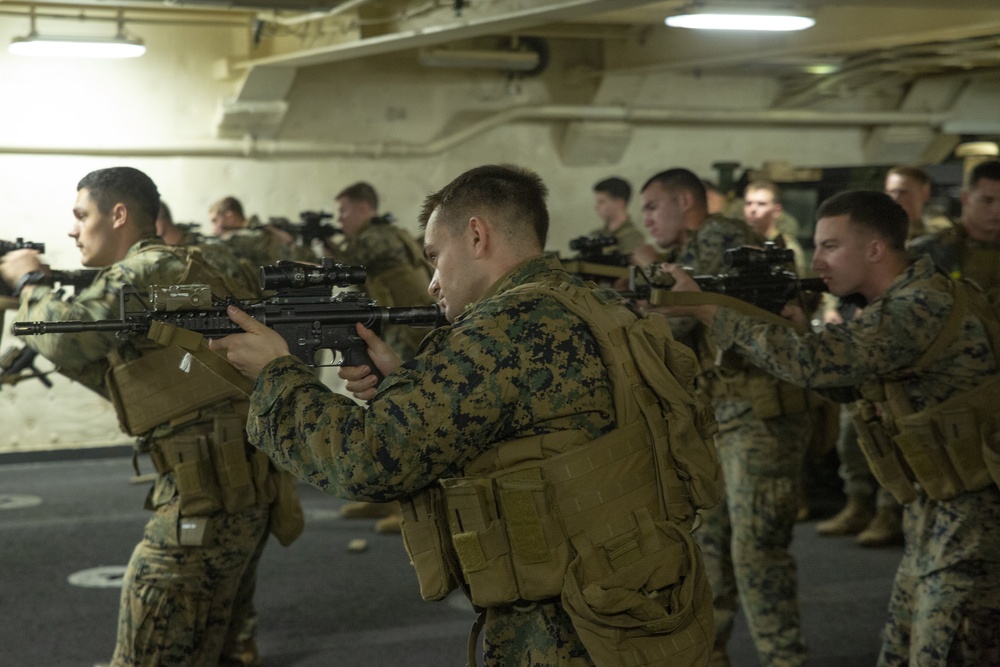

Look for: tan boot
[339,501,397,519]
[815,494,873,536]
[856,507,904,547]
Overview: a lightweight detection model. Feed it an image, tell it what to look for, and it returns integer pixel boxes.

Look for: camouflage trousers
[110,494,270,667]
[481,600,593,667]
[878,559,1000,666]
[696,410,811,667]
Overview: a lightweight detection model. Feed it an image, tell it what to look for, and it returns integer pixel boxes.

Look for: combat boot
[815,494,873,536]
[856,507,904,547]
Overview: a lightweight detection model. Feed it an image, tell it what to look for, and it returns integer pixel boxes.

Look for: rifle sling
[649,289,797,329]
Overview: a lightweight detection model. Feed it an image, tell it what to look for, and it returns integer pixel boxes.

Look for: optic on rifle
[723,242,794,269]
[569,234,618,254]
[260,258,367,291]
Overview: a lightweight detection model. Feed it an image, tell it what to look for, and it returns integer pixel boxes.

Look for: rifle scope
[569,233,617,253]
[723,243,794,269]
[260,258,367,290]
[1,238,45,254]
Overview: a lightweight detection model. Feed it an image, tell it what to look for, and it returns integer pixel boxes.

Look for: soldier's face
[424,209,486,322]
[337,197,373,237]
[961,177,1000,243]
[70,188,117,268]
[812,214,873,299]
[742,188,781,235]
[593,192,622,225]
[884,174,929,225]
[640,182,685,248]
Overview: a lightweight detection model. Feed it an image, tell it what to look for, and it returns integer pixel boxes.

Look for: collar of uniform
[880,254,938,302]
[461,253,564,317]
[127,236,167,256]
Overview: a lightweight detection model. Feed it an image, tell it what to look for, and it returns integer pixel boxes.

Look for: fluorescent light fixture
[666,11,815,32]
[9,34,146,58]
[8,9,145,59]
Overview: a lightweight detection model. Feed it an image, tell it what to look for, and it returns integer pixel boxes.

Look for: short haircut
[77,167,159,235]
[593,177,631,203]
[816,190,908,252]
[745,179,782,204]
[211,196,244,218]
[969,160,1000,189]
[641,168,708,211]
[886,165,931,187]
[336,182,379,210]
[418,164,549,248]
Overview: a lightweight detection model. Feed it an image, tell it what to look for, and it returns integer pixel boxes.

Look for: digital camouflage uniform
[171,228,261,294]
[590,217,646,257]
[662,214,812,666]
[215,227,295,272]
[246,254,714,666]
[327,220,434,360]
[910,223,1000,305]
[16,238,296,667]
[709,255,1000,666]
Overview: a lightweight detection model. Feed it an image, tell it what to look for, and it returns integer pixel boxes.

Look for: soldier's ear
[866,236,887,263]
[110,202,129,229]
[468,216,490,259]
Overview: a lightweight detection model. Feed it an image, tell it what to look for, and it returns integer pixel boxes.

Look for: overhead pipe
[0,104,950,159]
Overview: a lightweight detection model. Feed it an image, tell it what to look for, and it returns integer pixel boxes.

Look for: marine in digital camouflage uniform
[326,182,435,360]
[638,168,812,666]
[209,195,301,271]
[211,165,717,666]
[667,190,1000,667]
[910,159,1000,305]
[156,200,294,665]
[1,168,297,667]
[591,176,645,257]
[157,201,261,297]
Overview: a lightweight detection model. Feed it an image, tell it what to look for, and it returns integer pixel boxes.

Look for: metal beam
[234,0,664,69]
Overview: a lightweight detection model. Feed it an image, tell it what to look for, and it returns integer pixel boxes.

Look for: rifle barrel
[13,320,136,335]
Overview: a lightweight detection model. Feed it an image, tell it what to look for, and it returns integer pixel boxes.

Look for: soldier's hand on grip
[209,305,291,380]
[338,322,402,401]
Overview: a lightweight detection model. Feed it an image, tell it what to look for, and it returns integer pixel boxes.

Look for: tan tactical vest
[852,272,1000,503]
[103,245,303,545]
[399,279,721,666]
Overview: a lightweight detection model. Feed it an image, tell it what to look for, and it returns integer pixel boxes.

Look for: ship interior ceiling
[3,0,1000,146]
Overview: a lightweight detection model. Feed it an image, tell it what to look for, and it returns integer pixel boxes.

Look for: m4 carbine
[13,260,445,380]
[632,242,827,314]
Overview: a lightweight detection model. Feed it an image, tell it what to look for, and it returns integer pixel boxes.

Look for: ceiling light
[9,34,146,59]
[8,9,146,59]
[666,10,815,32]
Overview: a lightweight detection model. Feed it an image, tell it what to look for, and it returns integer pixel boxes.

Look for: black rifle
[0,346,52,390]
[634,242,827,314]
[561,233,631,282]
[13,259,444,380]
[1,238,45,257]
[268,211,342,247]
[1,239,47,297]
